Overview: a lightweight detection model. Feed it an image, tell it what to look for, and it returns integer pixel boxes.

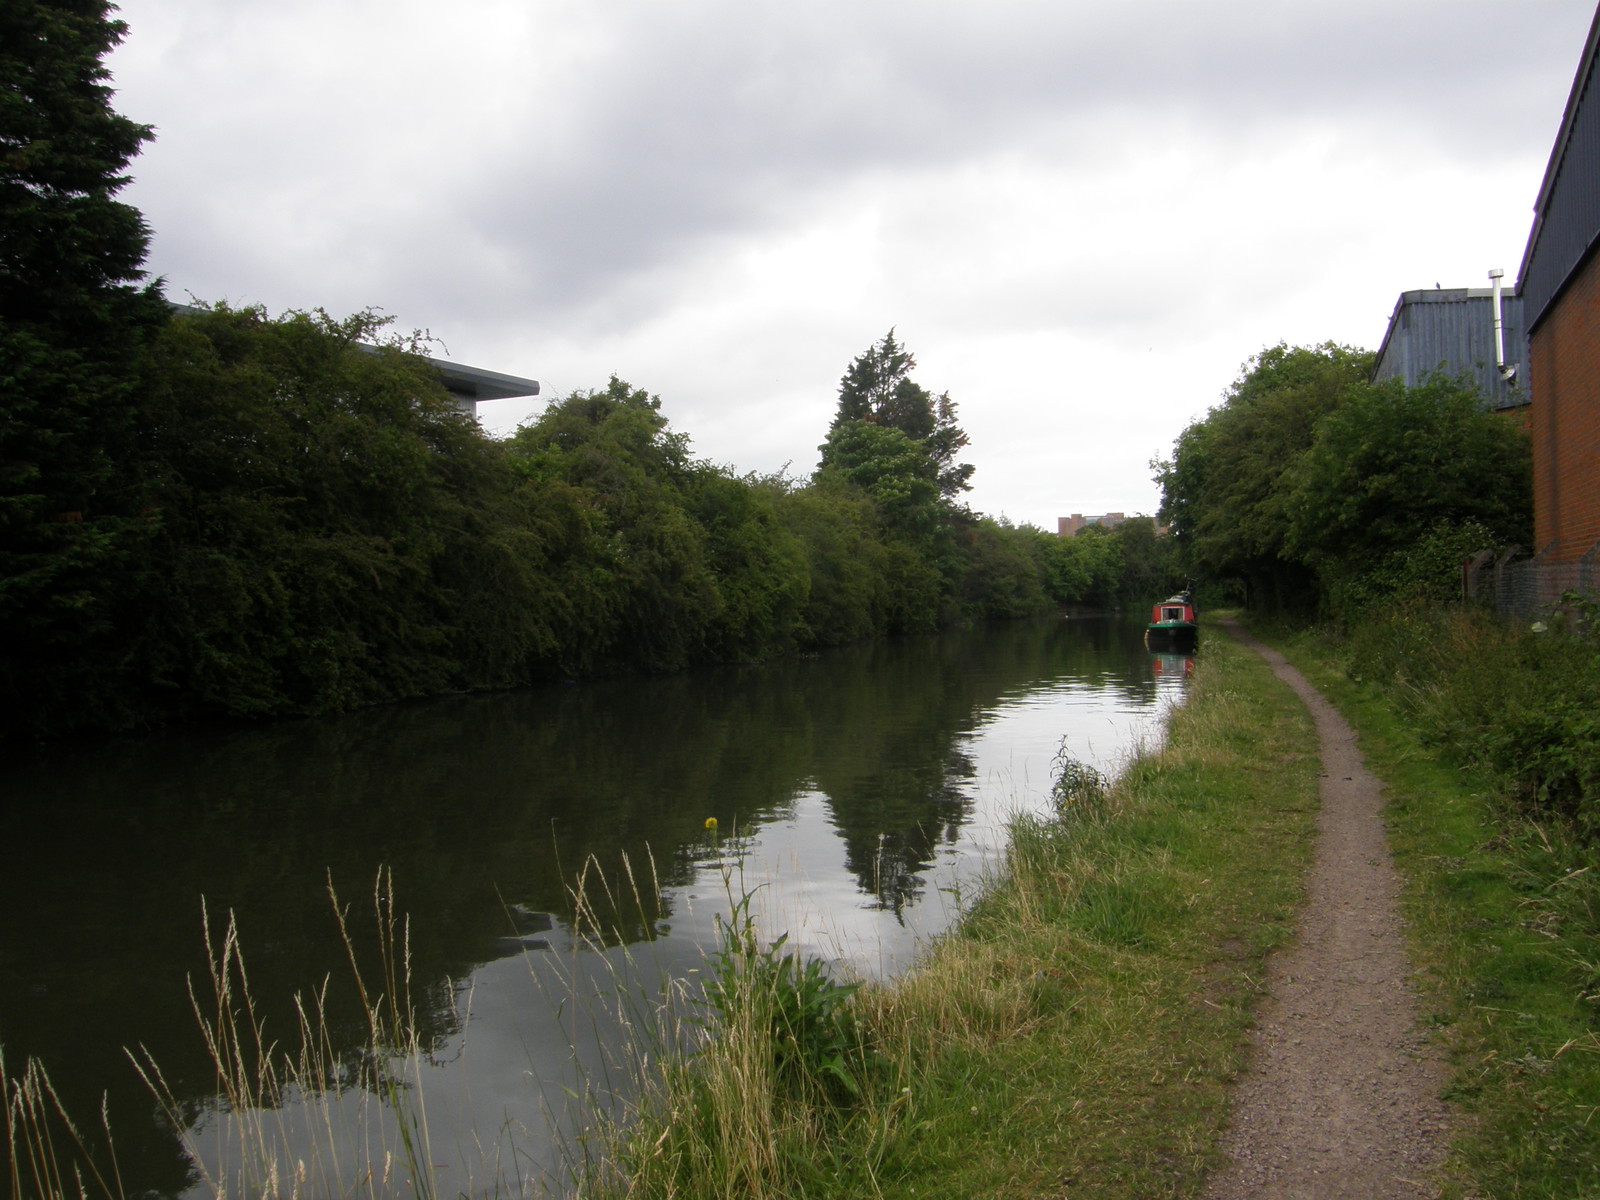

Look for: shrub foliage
[1348,599,1600,838]
[1155,344,1532,617]
[7,312,1185,744]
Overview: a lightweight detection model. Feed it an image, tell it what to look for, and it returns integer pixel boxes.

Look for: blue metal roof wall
[1519,6,1600,331]
[1370,289,1526,409]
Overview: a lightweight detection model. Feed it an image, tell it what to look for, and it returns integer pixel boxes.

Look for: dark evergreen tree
[0,0,168,730]
[828,329,917,433]
[820,330,973,501]
[927,391,974,499]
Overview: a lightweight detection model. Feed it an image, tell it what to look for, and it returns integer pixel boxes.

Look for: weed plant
[701,892,874,1110]
[1273,605,1600,1198]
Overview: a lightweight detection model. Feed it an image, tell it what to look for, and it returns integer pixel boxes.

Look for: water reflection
[0,615,1183,1196]
[1151,651,1196,681]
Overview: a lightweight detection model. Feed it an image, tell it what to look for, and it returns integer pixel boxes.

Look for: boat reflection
[1150,652,1195,681]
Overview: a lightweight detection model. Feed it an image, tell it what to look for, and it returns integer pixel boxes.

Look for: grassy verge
[588,623,1322,1199]
[1259,617,1600,1200]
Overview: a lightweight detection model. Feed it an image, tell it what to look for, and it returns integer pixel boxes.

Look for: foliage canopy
[1156,343,1532,617]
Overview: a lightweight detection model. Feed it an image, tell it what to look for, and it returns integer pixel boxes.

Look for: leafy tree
[1060,525,1126,610]
[1028,526,1095,604]
[951,517,1048,618]
[125,304,538,719]
[1284,374,1531,615]
[681,465,810,662]
[508,377,722,671]
[1157,341,1535,619]
[1102,518,1184,608]
[772,476,891,645]
[811,332,984,630]
[817,420,941,535]
[1155,342,1372,610]
[1,0,169,730]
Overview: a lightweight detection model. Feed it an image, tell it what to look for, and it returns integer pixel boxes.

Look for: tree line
[3,302,1178,743]
[1154,343,1533,618]
[2,1,1185,745]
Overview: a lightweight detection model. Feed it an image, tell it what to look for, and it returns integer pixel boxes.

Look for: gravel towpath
[1199,619,1455,1200]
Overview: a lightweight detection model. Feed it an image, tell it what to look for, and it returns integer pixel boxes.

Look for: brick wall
[1530,247,1600,562]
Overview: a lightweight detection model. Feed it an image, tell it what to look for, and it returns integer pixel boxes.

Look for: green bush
[1348,600,1600,837]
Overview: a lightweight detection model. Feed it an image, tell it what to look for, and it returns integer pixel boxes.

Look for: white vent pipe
[1489,268,1517,382]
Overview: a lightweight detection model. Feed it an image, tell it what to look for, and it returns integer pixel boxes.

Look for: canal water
[0,615,1190,1197]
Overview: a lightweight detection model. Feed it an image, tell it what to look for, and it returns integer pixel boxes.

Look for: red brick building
[1519,4,1600,564]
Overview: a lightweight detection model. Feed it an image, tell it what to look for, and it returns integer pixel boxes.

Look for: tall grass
[584,630,1322,1199]
[5,870,446,1200]
[137,869,444,1200]
[4,1051,125,1200]
[579,840,894,1200]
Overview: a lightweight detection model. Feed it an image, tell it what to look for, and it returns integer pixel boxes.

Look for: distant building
[1518,2,1600,565]
[1058,513,1127,537]
[1370,287,1525,411]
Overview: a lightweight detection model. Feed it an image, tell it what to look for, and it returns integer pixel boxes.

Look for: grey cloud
[428,0,1591,326]
[113,0,1594,356]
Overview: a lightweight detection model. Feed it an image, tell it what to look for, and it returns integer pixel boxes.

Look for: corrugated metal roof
[1370,288,1526,409]
[1518,4,1600,331]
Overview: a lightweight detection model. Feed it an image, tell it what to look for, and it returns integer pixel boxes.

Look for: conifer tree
[0,0,167,722]
[821,330,973,501]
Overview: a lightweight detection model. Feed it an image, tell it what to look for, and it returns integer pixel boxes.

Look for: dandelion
[704,817,719,830]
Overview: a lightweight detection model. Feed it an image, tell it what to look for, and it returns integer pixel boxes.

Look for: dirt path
[1200,620,1454,1200]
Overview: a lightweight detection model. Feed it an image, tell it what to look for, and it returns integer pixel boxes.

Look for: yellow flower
[704,817,719,830]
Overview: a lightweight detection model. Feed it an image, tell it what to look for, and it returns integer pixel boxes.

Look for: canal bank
[586,620,1326,1198]
[592,610,1600,1200]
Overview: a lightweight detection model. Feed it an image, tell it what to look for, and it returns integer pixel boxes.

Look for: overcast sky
[106,0,1595,529]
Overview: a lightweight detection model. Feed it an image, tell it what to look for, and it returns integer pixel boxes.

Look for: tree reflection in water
[0,614,1182,1196]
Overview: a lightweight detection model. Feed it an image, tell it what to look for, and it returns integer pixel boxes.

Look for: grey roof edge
[1394,287,1502,301]
[1371,292,1409,381]
[1517,3,1600,295]
[426,356,540,401]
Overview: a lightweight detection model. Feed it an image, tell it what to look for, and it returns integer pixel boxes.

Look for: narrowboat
[1145,592,1198,651]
